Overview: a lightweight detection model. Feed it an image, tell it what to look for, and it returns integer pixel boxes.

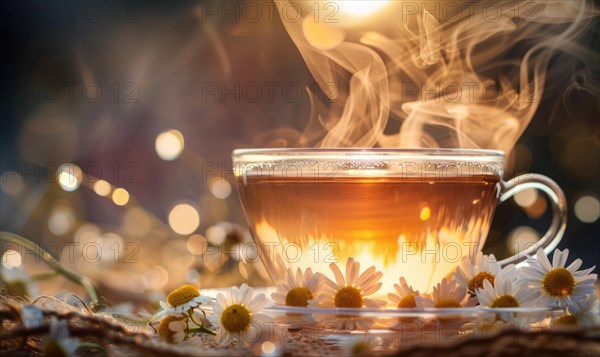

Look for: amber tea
[233,149,567,297]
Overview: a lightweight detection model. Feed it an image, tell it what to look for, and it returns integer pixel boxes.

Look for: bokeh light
[48,204,76,236]
[0,171,24,196]
[209,178,232,199]
[206,225,227,245]
[112,188,130,206]
[93,179,112,196]
[186,234,208,255]
[574,195,600,223]
[57,163,83,192]
[507,226,540,255]
[514,188,538,208]
[261,341,276,355]
[168,203,200,235]
[155,129,185,161]
[2,250,22,269]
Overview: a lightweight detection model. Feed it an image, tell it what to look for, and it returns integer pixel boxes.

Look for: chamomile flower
[153,285,212,320]
[518,248,597,306]
[210,283,270,347]
[310,258,386,308]
[271,267,321,307]
[475,275,540,308]
[415,278,475,308]
[157,315,188,344]
[454,252,515,294]
[554,294,600,327]
[388,277,421,308]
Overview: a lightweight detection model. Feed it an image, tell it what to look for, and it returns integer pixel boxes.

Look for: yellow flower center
[285,287,313,307]
[490,295,520,308]
[555,314,578,327]
[468,272,495,292]
[221,304,251,332]
[157,316,186,343]
[542,268,575,297]
[397,294,417,308]
[435,298,462,308]
[43,341,69,357]
[334,286,364,308]
[167,284,200,307]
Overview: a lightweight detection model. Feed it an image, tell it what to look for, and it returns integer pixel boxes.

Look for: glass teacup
[232,149,566,294]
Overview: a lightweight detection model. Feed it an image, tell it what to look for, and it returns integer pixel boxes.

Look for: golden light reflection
[255,220,467,294]
[302,16,345,50]
[155,129,185,161]
[112,188,130,206]
[57,163,83,192]
[93,179,112,196]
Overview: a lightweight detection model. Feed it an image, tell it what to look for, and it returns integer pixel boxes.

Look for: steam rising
[276,0,599,152]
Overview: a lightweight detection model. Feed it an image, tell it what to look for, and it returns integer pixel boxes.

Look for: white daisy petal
[330,262,346,287]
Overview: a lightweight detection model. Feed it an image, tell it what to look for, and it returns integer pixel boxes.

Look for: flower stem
[188,310,216,335]
[188,326,217,336]
[0,231,99,309]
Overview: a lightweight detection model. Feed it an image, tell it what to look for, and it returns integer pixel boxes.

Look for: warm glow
[112,188,130,206]
[93,179,112,196]
[48,205,75,235]
[514,188,538,208]
[255,220,466,294]
[302,16,345,50]
[206,225,227,245]
[209,178,232,199]
[420,206,431,221]
[168,203,200,235]
[261,342,276,355]
[187,234,208,255]
[334,0,390,17]
[155,129,185,161]
[2,250,22,269]
[508,226,539,255]
[57,164,83,192]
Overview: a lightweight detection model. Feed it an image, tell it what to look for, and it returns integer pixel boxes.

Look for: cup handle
[496,174,567,267]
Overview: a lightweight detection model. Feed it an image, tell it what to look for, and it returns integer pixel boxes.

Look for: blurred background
[1,0,598,308]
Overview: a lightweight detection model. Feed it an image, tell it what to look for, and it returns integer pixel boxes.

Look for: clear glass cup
[232,148,566,294]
